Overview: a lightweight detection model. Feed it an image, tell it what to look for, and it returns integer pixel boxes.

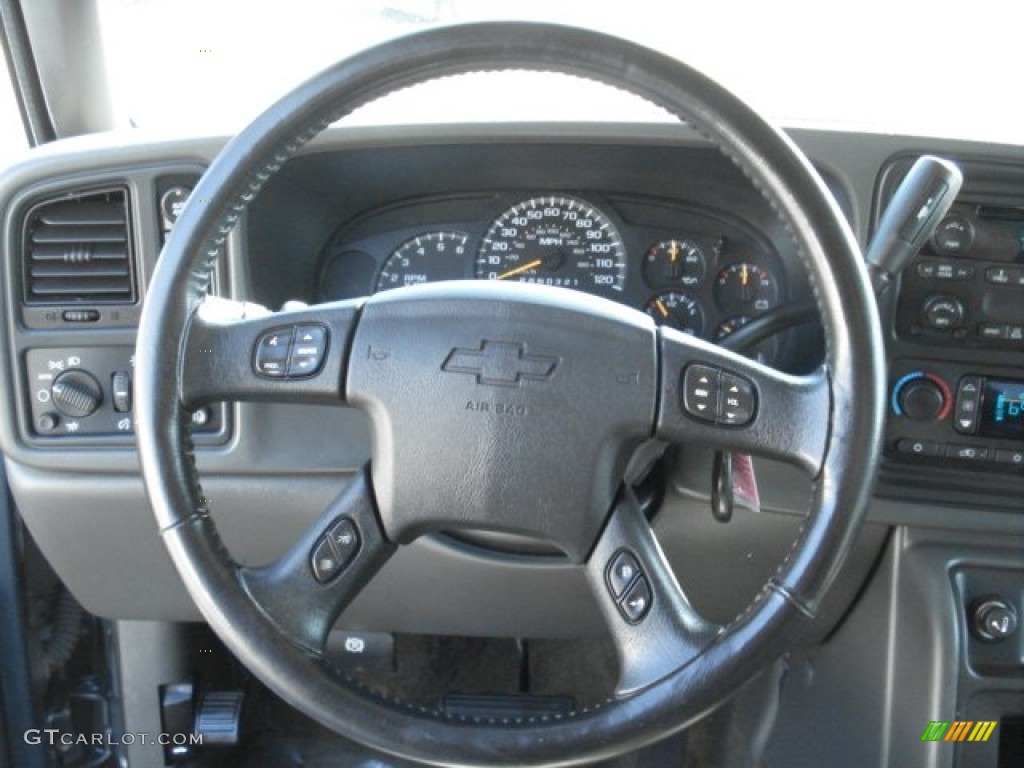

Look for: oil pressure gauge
[645,292,704,336]
[642,239,705,288]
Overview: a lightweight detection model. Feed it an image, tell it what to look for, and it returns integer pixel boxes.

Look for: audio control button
[978,323,1007,340]
[985,266,1019,286]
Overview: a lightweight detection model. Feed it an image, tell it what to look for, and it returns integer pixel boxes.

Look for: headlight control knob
[892,372,951,422]
[51,370,103,418]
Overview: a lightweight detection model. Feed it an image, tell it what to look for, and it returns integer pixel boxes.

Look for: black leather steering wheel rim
[135,22,885,767]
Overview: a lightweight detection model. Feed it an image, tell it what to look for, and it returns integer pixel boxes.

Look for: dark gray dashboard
[0,123,1021,632]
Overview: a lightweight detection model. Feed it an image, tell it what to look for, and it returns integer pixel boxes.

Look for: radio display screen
[980,377,1024,440]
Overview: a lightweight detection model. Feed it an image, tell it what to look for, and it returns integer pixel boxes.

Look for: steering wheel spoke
[587,491,720,698]
[239,469,395,654]
[179,296,362,408]
[655,327,832,476]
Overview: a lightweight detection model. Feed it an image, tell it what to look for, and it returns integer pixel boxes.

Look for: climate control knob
[50,370,103,418]
[892,372,951,422]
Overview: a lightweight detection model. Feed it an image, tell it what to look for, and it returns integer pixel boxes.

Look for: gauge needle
[741,263,749,286]
[654,298,670,318]
[669,241,679,262]
[495,258,543,280]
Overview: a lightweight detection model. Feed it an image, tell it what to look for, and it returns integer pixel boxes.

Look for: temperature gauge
[645,292,704,336]
[714,262,779,315]
[642,239,705,288]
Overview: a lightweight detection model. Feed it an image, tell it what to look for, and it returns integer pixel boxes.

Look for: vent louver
[23,188,135,305]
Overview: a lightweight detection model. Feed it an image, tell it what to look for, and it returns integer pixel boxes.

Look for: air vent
[22,188,135,305]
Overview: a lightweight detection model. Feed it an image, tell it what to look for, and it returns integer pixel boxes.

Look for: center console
[879,156,1024,503]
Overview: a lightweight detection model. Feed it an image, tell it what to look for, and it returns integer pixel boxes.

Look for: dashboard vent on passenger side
[22,187,136,305]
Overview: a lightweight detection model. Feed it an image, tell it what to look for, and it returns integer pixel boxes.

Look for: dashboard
[0,123,1021,623]
[1,124,1022,768]
[317,190,788,364]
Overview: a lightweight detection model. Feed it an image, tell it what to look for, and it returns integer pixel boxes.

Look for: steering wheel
[135,22,884,767]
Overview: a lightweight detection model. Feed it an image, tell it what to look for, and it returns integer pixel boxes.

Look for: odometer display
[475,196,626,297]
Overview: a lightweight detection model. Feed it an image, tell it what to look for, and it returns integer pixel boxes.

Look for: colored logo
[921,720,997,743]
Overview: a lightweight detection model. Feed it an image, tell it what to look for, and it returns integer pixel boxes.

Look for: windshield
[95,0,1021,145]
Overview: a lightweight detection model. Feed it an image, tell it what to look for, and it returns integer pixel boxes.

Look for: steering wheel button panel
[620,576,653,623]
[682,364,719,421]
[682,364,757,427]
[327,518,361,562]
[289,324,329,377]
[310,517,362,583]
[311,538,342,583]
[606,550,642,598]
[719,372,756,426]
[254,328,294,377]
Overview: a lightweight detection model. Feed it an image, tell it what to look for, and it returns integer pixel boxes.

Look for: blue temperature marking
[995,393,1005,423]
[891,371,923,416]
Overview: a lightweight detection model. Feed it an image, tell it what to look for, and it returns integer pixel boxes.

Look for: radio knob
[921,295,964,330]
[51,370,103,418]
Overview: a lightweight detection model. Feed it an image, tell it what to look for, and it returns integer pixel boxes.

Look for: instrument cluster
[317,192,788,363]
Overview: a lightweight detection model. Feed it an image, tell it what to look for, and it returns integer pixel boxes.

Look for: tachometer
[375,231,468,292]
[475,196,625,297]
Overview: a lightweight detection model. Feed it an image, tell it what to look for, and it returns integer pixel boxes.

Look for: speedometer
[475,196,626,298]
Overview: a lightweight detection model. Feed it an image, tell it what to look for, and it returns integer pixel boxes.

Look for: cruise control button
[620,577,652,623]
[311,538,342,583]
[945,444,989,462]
[682,365,719,422]
[607,551,641,598]
[254,328,293,377]
[718,372,756,426]
[326,518,360,568]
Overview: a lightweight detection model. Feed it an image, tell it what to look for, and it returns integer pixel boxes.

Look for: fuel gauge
[714,262,778,315]
[645,292,704,336]
[643,239,705,288]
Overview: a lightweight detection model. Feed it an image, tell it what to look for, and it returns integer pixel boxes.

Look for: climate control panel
[887,359,1024,472]
[25,347,226,440]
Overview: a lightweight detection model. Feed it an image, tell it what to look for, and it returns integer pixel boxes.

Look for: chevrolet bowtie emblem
[442,341,558,387]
